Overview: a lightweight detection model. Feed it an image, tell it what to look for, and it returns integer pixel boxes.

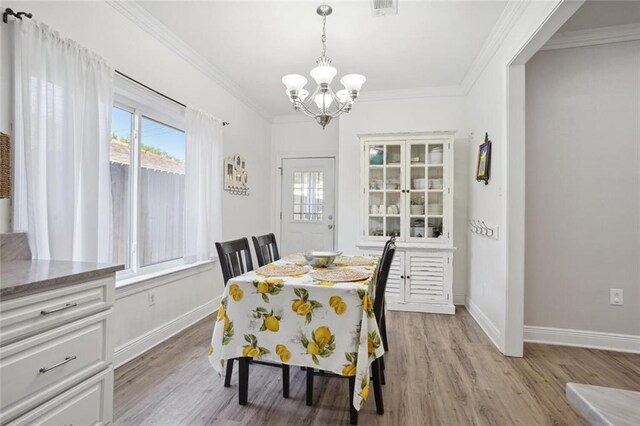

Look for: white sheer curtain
[13,19,114,262]
[184,107,223,263]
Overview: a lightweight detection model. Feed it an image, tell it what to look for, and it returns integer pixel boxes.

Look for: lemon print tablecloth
[208,257,384,411]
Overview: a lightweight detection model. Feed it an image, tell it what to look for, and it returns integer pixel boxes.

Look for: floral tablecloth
[208,257,384,410]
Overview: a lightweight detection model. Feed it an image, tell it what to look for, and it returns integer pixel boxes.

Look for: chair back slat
[252,233,280,267]
[373,242,396,325]
[215,238,254,285]
[379,236,396,267]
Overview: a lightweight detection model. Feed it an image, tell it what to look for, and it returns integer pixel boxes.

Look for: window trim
[112,75,187,282]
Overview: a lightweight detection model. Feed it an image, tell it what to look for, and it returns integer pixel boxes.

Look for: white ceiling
[136,1,508,116]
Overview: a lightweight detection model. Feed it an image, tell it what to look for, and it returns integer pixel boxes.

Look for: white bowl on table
[304,251,342,268]
[412,178,426,189]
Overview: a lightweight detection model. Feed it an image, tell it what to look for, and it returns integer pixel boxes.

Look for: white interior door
[281,158,335,255]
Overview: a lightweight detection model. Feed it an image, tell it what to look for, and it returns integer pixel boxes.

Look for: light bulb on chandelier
[281,4,366,129]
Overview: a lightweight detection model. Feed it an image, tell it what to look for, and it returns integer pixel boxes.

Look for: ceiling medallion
[282,4,366,129]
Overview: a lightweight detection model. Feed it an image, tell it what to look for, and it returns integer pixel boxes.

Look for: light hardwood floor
[114,307,640,425]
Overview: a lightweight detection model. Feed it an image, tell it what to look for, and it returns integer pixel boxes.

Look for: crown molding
[460,1,530,94]
[106,0,272,121]
[541,23,640,51]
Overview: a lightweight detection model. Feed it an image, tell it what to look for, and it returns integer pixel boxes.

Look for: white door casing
[281,158,336,255]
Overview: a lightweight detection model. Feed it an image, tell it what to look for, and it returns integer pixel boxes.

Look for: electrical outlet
[148,292,156,307]
[610,288,623,306]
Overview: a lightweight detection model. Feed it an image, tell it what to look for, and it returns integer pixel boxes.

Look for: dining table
[208,254,384,411]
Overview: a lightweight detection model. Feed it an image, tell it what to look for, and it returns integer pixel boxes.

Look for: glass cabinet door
[405,140,446,242]
[365,142,404,240]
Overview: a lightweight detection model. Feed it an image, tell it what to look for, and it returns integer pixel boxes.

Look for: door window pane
[293,171,323,221]
[110,107,132,268]
[139,116,186,266]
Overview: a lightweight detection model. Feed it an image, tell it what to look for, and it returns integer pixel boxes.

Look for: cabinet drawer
[0,276,114,346]
[6,367,113,426]
[0,310,113,423]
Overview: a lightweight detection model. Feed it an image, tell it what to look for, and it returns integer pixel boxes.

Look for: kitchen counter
[0,259,124,299]
[567,383,640,426]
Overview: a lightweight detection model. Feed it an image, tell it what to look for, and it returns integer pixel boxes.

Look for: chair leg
[371,359,384,415]
[282,364,290,399]
[379,355,386,385]
[348,376,358,425]
[224,358,234,387]
[238,357,249,405]
[306,368,314,406]
[381,312,389,352]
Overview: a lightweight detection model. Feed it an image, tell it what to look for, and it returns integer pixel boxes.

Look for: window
[292,171,324,221]
[110,77,186,278]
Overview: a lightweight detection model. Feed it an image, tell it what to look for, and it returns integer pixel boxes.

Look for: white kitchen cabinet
[359,132,455,315]
[0,272,117,425]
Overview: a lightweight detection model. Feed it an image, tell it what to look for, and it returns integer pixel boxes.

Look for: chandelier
[282,4,366,129]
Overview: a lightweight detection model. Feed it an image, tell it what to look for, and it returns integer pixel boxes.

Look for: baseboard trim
[387,302,455,315]
[114,296,221,368]
[465,297,502,352]
[524,326,640,354]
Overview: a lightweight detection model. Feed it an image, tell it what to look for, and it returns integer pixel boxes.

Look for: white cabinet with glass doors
[359,133,455,315]
[362,134,453,244]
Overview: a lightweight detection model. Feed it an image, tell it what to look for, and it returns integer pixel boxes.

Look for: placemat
[282,253,307,264]
[255,264,308,277]
[310,268,371,283]
[333,256,375,267]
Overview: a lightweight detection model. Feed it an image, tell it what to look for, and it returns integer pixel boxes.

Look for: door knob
[328,225,334,229]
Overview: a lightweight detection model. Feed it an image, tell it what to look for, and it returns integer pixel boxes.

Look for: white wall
[525,41,640,336]
[0,1,272,360]
[465,1,569,352]
[337,96,470,303]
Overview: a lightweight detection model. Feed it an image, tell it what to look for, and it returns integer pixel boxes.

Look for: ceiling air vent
[372,0,398,16]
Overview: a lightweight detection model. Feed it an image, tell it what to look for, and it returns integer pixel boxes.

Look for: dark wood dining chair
[215,238,290,403]
[251,233,280,267]
[378,236,395,353]
[305,241,396,425]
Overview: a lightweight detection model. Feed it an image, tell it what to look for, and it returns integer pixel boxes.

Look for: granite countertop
[567,383,640,426]
[0,259,124,299]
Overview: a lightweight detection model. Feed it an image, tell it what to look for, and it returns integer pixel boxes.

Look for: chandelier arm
[298,98,320,117]
[328,101,351,118]
[324,85,350,117]
[297,83,323,115]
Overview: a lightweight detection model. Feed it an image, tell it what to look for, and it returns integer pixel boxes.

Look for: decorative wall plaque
[224,154,249,195]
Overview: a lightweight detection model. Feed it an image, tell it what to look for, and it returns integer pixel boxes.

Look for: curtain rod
[3,8,31,23]
[2,8,230,127]
[115,71,230,126]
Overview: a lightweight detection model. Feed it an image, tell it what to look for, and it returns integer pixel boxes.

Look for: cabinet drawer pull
[39,355,77,373]
[40,302,78,315]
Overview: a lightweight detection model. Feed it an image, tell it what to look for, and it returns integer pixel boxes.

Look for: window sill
[115,259,216,292]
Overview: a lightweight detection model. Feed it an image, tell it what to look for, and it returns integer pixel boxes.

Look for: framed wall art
[476,132,492,185]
